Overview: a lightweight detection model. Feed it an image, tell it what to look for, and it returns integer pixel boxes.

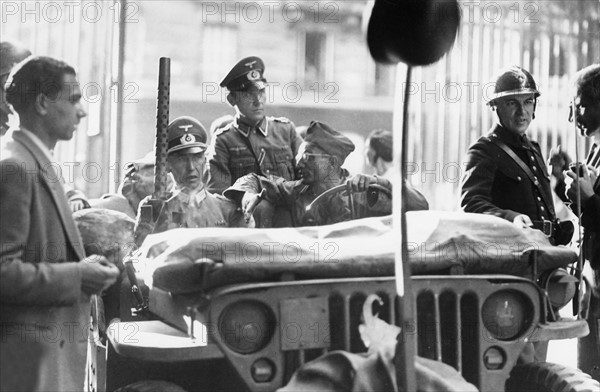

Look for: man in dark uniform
[224,121,428,227]
[207,56,302,194]
[135,116,250,245]
[1,40,31,135]
[461,66,568,244]
[564,64,600,381]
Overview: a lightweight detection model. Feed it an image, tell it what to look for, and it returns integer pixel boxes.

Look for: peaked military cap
[304,121,355,163]
[167,116,208,154]
[220,56,267,91]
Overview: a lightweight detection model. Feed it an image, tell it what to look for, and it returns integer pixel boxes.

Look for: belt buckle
[542,220,553,236]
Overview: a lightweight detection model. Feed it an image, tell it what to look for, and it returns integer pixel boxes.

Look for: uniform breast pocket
[497,165,526,186]
[231,157,257,179]
[264,149,294,180]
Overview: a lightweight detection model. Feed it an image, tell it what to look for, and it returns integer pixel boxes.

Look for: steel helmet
[487,65,540,105]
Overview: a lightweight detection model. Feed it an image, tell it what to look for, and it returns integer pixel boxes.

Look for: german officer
[461,65,571,245]
[135,116,250,245]
[206,56,302,194]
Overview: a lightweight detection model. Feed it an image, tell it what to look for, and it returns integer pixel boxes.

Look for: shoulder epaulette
[213,122,234,136]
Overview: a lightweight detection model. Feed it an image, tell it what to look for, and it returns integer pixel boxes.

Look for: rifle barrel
[154,57,171,199]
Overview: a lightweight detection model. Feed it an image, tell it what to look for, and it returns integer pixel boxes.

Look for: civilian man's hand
[513,214,533,229]
[565,165,597,203]
[80,255,120,295]
[69,198,88,212]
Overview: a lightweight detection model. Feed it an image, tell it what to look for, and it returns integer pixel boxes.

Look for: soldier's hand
[241,190,265,223]
[512,214,533,229]
[80,255,120,296]
[349,174,376,192]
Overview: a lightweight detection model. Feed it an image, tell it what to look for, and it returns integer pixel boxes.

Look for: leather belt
[532,219,554,236]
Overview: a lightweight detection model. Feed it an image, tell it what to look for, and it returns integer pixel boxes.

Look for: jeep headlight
[481,290,534,341]
[539,269,577,311]
[219,300,275,354]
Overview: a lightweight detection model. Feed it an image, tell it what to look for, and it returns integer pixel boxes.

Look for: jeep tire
[505,362,600,392]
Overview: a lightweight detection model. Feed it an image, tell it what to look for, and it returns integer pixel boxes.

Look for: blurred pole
[393,63,416,392]
[108,0,127,193]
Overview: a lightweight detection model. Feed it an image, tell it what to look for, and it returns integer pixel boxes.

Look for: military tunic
[225,173,397,227]
[207,116,302,194]
[135,188,249,245]
[461,124,556,223]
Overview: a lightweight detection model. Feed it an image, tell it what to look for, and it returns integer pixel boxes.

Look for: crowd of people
[0,39,599,389]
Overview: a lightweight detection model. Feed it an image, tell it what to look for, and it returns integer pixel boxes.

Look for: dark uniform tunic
[207,116,302,194]
[135,188,248,245]
[461,124,556,224]
[225,173,428,227]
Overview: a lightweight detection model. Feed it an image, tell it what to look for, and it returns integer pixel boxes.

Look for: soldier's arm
[224,173,293,205]
[132,195,168,246]
[460,144,521,222]
[206,136,232,194]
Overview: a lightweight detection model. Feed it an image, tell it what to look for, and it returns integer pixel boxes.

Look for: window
[302,31,327,86]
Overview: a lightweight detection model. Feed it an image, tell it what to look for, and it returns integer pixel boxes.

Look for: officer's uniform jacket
[207,116,302,194]
[225,173,400,227]
[135,187,249,244]
[461,124,556,223]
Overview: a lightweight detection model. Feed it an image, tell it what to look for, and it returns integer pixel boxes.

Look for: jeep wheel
[506,362,600,392]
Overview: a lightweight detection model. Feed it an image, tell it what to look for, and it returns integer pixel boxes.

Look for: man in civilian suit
[0,56,119,391]
[565,64,600,381]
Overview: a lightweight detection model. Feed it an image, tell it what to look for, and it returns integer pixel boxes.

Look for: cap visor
[168,144,208,154]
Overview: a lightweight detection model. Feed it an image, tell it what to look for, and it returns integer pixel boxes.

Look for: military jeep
[86,211,598,392]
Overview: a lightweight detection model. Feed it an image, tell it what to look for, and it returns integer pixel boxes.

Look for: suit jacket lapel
[13,131,85,260]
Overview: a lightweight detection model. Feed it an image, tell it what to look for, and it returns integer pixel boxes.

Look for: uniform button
[530,156,535,161]
[517,176,522,181]
[537,197,542,201]
[540,206,545,212]
[532,166,537,171]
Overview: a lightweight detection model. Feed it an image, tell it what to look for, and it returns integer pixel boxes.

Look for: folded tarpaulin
[136,211,577,293]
